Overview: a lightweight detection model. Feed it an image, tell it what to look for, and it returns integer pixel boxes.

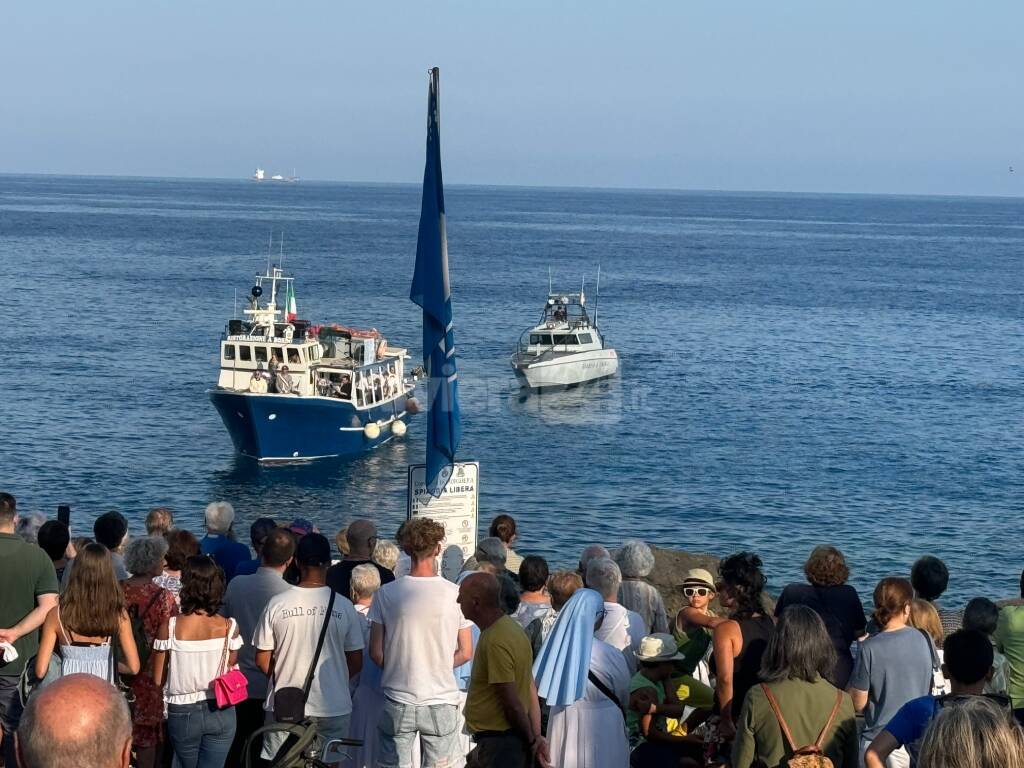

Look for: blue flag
[411,67,461,496]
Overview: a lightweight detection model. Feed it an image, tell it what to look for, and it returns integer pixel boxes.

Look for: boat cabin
[516,291,605,358]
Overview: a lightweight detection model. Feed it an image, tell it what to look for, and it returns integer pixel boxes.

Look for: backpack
[761,683,844,768]
[127,589,165,671]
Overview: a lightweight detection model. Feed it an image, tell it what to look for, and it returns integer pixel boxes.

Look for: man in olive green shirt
[0,492,60,767]
[994,572,1024,721]
[459,572,549,768]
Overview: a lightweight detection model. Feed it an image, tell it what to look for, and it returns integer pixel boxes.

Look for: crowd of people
[2,491,1024,768]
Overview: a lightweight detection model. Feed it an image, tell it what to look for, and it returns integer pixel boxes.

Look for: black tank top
[731,615,775,718]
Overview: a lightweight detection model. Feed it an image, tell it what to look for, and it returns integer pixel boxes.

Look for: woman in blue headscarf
[534,588,631,768]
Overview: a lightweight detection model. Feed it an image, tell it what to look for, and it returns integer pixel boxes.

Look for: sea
[2,174,1022,605]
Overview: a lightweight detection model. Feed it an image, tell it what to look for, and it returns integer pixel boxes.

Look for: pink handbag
[212,619,248,708]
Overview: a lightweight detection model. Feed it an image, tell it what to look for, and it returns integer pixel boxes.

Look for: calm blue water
[2,175,1022,604]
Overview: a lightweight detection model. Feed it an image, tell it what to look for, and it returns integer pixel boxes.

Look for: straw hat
[681,568,716,590]
[636,634,685,662]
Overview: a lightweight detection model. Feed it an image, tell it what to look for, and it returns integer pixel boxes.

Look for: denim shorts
[378,698,461,768]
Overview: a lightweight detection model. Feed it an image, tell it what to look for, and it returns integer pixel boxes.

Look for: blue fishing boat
[208,265,420,462]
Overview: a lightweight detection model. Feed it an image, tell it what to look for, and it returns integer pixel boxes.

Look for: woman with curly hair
[710,551,774,743]
[121,536,179,768]
[153,556,242,768]
[155,528,200,606]
[614,540,669,634]
[774,545,866,688]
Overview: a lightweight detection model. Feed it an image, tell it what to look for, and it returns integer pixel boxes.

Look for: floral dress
[122,580,178,748]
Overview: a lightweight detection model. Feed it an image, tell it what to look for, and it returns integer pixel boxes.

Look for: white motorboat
[511,276,618,390]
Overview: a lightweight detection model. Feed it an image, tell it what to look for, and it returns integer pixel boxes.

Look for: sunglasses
[683,586,713,597]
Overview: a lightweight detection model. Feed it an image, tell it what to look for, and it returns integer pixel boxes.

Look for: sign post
[407,461,479,581]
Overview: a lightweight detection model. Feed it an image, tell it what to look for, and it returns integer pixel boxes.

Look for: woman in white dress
[344,564,385,768]
[534,588,631,768]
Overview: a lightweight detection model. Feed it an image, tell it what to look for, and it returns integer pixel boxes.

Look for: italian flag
[286,282,298,321]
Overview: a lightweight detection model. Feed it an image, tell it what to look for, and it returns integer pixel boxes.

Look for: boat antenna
[594,265,601,326]
[233,288,237,319]
[267,231,272,276]
[279,231,285,273]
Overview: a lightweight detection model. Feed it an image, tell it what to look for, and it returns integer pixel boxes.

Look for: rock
[646,545,775,621]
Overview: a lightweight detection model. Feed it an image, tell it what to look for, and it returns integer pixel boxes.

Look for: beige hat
[636,633,685,662]
[681,568,716,590]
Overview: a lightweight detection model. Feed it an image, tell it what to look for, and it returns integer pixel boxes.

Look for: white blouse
[153,616,244,704]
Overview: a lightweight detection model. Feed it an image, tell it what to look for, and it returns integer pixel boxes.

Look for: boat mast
[593,265,601,327]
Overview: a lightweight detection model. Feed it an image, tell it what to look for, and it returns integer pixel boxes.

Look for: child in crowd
[628,634,704,767]
[674,568,720,682]
[963,597,1009,696]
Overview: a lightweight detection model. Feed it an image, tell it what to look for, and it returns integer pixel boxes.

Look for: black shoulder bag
[274,589,337,723]
[588,670,626,719]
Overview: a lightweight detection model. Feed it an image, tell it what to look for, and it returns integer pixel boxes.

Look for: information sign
[407,461,479,581]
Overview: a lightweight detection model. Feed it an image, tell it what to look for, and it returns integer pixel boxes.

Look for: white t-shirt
[597,602,645,673]
[253,586,365,718]
[368,575,471,706]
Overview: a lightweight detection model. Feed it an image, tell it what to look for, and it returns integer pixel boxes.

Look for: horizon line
[1,170,1022,203]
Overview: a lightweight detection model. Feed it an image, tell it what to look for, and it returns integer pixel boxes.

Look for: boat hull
[208,389,411,462]
[512,349,619,390]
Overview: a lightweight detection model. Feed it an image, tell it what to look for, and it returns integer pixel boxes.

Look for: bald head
[346,519,378,558]
[458,572,501,626]
[17,673,132,768]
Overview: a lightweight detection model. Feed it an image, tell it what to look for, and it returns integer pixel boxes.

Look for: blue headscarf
[533,588,604,707]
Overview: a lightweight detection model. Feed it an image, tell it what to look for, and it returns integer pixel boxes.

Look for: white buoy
[363,422,381,440]
[405,397,421,415]
[391,419,407,437]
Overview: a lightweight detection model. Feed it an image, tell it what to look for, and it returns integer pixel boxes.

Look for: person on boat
[337,374,353,399]
[249,367,268,394]
[268,353,280,391]
[274,365,296,395]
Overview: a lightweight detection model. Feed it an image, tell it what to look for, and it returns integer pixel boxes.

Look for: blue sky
[3,1,1021,195]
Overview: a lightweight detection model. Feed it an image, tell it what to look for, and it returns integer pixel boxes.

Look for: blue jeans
[167,700,236,768]
[378,699,461,768]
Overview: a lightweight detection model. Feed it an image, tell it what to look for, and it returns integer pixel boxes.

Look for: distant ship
[252,167,299,183]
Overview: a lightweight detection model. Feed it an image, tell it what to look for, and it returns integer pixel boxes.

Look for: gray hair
[579,544,610,574]
[918,695,1024,768]
[205,501,235,534]
[586,557,622,600]
[124,535,169,577]
[16,513,47,545]
[615,539,656,578]
[372,539,400,572]
[350,563,382,602]
[760,605,837,683]
[18,673,132,768]
[475,537,507,568]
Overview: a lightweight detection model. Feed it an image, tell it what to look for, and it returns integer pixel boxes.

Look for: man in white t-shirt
[587,557,645,673]
[255,533,364,761]
[369,518,474,768]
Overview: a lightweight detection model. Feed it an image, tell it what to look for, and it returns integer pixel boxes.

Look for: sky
[2,1,1022,196]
